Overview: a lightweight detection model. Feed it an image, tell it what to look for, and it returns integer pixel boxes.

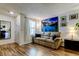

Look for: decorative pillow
[52,35,57,40]
[52,32,61,40]
[35,34,41,37]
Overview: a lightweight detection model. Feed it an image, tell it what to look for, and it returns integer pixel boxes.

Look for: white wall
[15,14,20,44]
[15,14,25,45]
[0,14,15,45]
[15,14,32,45]
[0,13,32,45]
[37,6,79,41]
[59,9,79,41]
[25,17,32,44]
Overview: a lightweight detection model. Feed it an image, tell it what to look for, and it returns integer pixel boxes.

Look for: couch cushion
[36,37,46,40]
[46,39,54,42]
[36,37,54,42]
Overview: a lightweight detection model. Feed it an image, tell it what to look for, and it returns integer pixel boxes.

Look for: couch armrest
[54,38,62,49]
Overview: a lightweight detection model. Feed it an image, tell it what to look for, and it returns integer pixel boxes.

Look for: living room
[0,3,79,56]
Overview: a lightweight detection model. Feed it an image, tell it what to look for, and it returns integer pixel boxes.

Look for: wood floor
[0,43,79,56]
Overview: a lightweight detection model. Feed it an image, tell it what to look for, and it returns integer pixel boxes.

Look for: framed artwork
[69,13,78,20]
[0,20,11,39]
[60,16,67,27]
[42,17,58,32]
[75,23,79,30]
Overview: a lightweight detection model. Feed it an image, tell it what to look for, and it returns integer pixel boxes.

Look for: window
[29,20,36,36]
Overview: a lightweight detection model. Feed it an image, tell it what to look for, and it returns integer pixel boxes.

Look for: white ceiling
[0,3,79,19]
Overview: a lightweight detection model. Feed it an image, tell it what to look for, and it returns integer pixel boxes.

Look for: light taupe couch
[34,37,62,49]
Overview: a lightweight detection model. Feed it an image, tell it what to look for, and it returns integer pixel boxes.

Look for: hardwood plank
[0,43,79,56]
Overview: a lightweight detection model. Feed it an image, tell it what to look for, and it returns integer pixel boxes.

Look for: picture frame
[69,13,78,20]
[60,16,67,27]
[75,23,79,30]
[0,20,11,39]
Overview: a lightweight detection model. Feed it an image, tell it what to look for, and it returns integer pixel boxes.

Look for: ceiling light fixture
[9,11,14,15]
